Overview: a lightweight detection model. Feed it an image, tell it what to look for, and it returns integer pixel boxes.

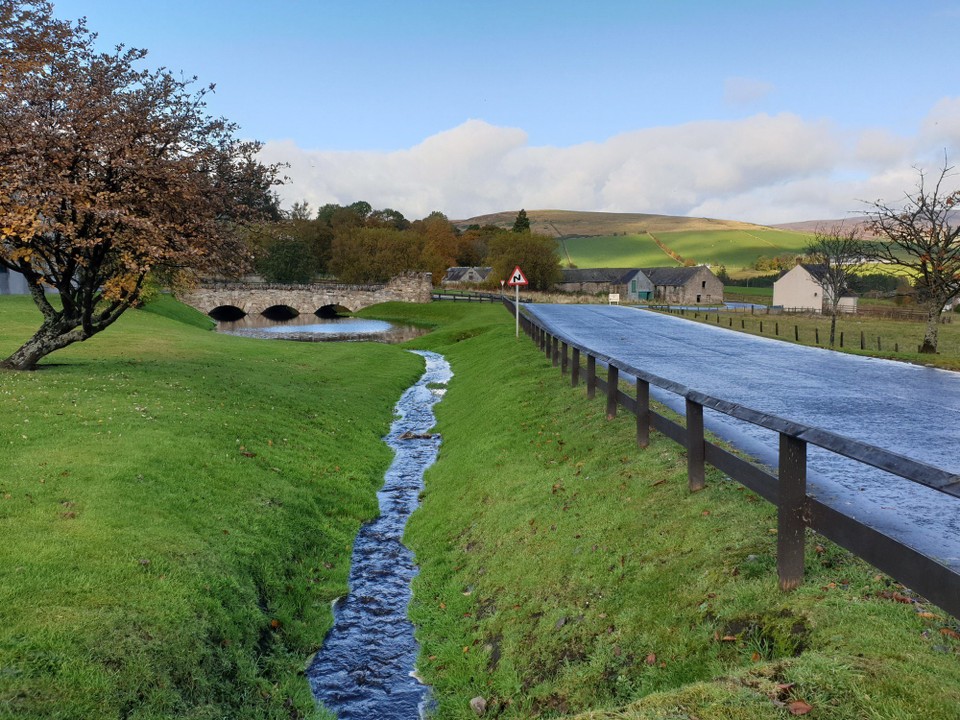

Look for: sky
[49,0,960,225]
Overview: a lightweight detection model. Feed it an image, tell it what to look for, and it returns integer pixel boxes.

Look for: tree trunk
[829,313,838,347]
[0,321,85,371]
[919,304,941,354]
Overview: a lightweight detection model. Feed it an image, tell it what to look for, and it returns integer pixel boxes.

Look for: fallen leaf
[940,627,960,639]
[645,653,657,665]
[751,651,761,662]
[788,700,813,715]
[918,612,937,619]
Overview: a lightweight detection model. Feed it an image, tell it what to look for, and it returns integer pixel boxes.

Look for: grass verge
[363,303,960,719]
[0,295,423,719]
[657,307,960,371]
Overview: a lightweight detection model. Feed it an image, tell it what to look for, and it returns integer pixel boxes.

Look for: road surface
[526,304,960,570]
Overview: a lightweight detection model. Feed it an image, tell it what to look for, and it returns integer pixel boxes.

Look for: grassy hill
[455,210,816,273]
[454,209,763,237]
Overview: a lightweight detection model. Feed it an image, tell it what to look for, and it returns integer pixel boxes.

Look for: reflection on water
[216,314,428,343]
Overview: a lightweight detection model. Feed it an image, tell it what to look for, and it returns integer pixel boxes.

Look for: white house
[773,264,858,313]
[0,267,30,295]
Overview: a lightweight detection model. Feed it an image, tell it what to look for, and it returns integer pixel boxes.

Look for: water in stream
[308,350,451,719]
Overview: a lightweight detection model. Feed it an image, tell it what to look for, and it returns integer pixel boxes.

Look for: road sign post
[507,265,529,337]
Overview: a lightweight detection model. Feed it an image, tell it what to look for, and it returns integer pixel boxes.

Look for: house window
[696,294,701,303]
[630,279,637,293]
[701,280,706,288]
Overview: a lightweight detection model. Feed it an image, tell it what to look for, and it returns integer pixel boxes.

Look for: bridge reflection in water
[215,313,428,344]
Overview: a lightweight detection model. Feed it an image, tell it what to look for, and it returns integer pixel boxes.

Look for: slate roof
[639,266,708,286]
[443,266,493,282]
[560,268,643,284]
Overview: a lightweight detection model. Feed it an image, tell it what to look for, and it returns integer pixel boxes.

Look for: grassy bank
[361,303,960,719]
[0,295,423,719]
[657,307,960,371]
[4,296,960,719]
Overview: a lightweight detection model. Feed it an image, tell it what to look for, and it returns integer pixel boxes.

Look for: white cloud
[259,102,960,225]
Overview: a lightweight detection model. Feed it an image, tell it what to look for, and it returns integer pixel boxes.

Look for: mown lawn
[0,295,423,719]
[364,302,960,719]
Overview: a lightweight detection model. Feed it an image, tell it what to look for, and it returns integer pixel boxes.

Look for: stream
[307,350,451,719]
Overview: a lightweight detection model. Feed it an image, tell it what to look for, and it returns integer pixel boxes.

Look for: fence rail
[503,298,960,618]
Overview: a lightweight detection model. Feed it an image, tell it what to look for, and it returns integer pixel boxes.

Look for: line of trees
[247,205,562,290]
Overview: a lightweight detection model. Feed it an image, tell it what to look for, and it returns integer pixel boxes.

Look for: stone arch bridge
[178,272,432,318]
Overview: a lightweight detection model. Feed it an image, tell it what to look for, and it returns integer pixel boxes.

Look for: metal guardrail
[502,298,960,618]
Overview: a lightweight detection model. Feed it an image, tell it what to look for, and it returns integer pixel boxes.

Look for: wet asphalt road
[526,304,960,569]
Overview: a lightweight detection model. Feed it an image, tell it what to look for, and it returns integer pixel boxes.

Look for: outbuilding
[0,267,30,295]
[441,267,494,286]
[557,268,654,300]
[641,266,724,305]
[773,264,858,313]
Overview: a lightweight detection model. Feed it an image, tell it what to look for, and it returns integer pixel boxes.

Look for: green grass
[724,286,774,299]
[656,229,813,269]
[562,235,679,269]
[562,230,815,272]
[4,297,960,719]
[0,295,423,719]
[363,303,960,719]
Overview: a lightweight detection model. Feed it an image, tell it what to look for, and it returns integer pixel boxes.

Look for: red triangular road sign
[507,266,528,286]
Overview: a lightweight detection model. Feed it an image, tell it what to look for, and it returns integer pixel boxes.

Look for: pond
[215,313,428,343]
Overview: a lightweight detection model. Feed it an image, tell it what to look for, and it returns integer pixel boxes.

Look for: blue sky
[50,0,960,224]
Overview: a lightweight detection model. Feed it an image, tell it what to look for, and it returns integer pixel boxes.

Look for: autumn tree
[804,225,867,347]
[487,229,561,291]
[0,1,283,370]
[863,160,960,353]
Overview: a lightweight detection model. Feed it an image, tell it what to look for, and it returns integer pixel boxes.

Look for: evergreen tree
[512,208,531,233]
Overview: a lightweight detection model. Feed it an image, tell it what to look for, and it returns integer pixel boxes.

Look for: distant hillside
[772,216,880,237]
[454,209,816,273]
[453,209,767,237]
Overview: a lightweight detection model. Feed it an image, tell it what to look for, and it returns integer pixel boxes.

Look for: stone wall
[178,272,433,315]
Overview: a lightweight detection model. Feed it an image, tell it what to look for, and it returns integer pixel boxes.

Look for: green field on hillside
[562,234,679,268]
[656,229,813,269]
[562,229,814,271]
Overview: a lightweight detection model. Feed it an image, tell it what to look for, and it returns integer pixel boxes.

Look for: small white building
[773,264,857,313]
[0,267,30,295]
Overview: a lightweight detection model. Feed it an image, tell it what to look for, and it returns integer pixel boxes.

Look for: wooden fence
[503,298,960,618]
[432,290,502,303]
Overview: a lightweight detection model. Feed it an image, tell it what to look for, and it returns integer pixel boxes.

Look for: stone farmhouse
[557,268,654,300]
[557,266,723,304]
[642,266,724,305]
[772,264,858,313]
[441,266,494,286]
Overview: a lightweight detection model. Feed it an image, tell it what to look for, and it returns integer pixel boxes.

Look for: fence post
[561,342,569,375]
[636,378,650,448]
[544,333,552,361]
[778,433,807,591]
[586,355,597,399]
[552,336,559,367]
[606,365,619,419]
[686,398,705,492]
[571,348,580,387]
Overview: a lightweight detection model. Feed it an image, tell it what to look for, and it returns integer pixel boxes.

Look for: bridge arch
[209,305,246,321]
[262,305,299,320]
